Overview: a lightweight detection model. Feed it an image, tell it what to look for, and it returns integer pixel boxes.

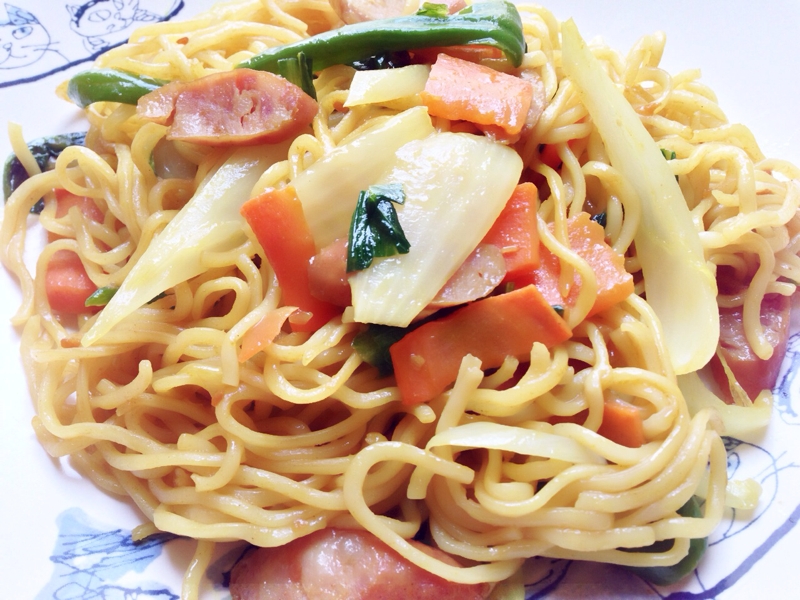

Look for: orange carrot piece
[548,400,645,448]
[420,53,533,136]
[524,212,633,317]
[538,144,562,171]
[240,186,341,333]
[411,44,504,65]
[238,305,299,362]
[54,188,104,221]
[390,284,572,405]
[481,182,539,280]
[597,398,646,448]
[45,249,98,314]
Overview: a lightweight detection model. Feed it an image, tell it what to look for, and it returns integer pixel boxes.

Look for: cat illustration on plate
[68,0,162,54]
[0,5,68,71]
[0,0,183,88]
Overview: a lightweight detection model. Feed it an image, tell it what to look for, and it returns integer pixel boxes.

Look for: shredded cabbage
[678,371,771,440]
[561,20,719,375]
[426,421,606,465]
[292,106,434,248]
[82,145,287,346]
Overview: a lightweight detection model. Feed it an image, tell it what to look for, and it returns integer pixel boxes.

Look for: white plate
[1,2,799,598]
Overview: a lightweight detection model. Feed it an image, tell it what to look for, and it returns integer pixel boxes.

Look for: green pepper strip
[623,496,708,586]
[66,68,167,108]
[64,1,524,108]
[237,0,526,73]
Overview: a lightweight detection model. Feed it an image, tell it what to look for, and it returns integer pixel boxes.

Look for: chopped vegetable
[416,2,451,18]
[426,421,605,465]
[51,188,104,226]
[344,64,430,108]
[137,69,317,147]
[240,186,341,332]
[346,183,410,272]
[292,106,435,248]
[561,20,719,374]
[389,284,572,405]
[3,132,86,212]
[237,1,526,73]
[238,305,299,362]
[82,145,289,347]
[480,182,539,281]
[46,250,97,314]
[352,323,409,376]
[625,496,708,585]
[523,212,633,318]
[308,238,351,307]
[67,68,167,108]
[84,285,118,308]
[349,131,522,327]
[678,371,772,440]
[596,398,646,448]
[351,51,413,71]
[276,51,317,100]
[420,53,533,136]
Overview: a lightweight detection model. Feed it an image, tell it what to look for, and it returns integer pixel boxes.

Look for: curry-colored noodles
[2,0,798,597]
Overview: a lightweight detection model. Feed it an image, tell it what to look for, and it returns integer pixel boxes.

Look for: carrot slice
[596,398,646,448]
[238,306,299,362]
[45,250,97,314]
[390,284,572,405]
[411,44,504,65]
[420,53,533,136]
[240,186,341,332]
[54,188,104,221]
[522,212,633,317]
[481,182,539,280]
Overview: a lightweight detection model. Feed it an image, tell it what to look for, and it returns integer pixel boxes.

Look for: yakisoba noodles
[2,0,798,596]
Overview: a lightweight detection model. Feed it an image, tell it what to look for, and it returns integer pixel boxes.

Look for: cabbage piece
[678,371,771,440]
[426,421,606,465]
[292,106,434,248]
[561,20,719,374]
[81,145,287,346]
[349,132,522,326]
[344,64,430,107]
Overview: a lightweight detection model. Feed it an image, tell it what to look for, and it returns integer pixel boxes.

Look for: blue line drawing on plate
[36,507,179,600]
[0,0,185,88]
[0,5,68,72]
[68,0,163,54]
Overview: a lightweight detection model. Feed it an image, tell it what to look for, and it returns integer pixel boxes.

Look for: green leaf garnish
[346,183,410,272]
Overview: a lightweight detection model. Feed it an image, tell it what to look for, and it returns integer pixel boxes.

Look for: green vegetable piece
[416,2,449,18]
[346,183,410,273]
[276,51,317,100]
[67,68,167,108]
[85,286,118,307]
[352,324,408,376]
[3,132,86,212]
[624,496,708,586]
[660,148,677,161]
[237,0,526,73]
